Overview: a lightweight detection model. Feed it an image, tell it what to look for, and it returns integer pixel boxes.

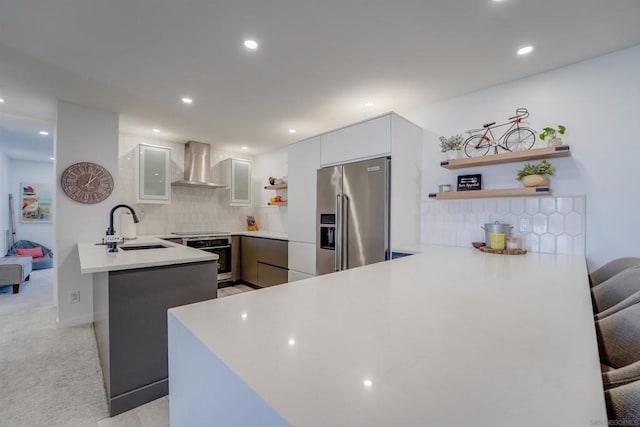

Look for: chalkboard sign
[457,174,482,191]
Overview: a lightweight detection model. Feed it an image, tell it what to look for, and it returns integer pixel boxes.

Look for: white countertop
[78,236,218,274]
[151,231,288,241]
[169,245,606,426]
[231,231,288,240]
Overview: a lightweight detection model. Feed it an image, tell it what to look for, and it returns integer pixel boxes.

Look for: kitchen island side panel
[105,260,217,415]
[168,312,289,427]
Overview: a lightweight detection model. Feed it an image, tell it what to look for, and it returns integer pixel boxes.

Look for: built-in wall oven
[179,234,232,283]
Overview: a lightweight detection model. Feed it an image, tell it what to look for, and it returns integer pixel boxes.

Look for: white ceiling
[0,0,639,156]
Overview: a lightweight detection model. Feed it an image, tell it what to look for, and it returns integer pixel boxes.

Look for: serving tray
[472,242,527,255]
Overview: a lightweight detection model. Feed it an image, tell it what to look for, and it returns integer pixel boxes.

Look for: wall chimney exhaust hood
[171,141,226,188]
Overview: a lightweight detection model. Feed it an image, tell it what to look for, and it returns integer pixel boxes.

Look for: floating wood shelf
[268,201,288,206]
[428,187,551,200]
[440,145,571,170]
[264,184,288,190]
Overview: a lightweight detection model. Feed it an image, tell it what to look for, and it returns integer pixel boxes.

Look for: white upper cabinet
[229,158,252,206]
[287,136,320,244]
[320,115,391,166]
[136,143,171,204]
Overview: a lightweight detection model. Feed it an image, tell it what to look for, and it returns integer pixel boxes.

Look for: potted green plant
[516,159,555,187]
[439,135,464,160]
[539,125,566,147]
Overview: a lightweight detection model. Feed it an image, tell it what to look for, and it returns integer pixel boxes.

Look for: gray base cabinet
[240,237,288,287]
[240,236,259,285]
[94,261,217,416]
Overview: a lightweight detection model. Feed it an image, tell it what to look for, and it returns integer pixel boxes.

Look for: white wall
[404,45,640,270]
[56,101,119,327]
[118,134,255,235]
[0,151,9,255]
[8,159,54,249]
[252,146,288,233]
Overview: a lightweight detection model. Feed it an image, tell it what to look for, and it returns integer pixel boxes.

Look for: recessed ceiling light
[517,46,534,55]
[364,101,375,108]
[241,146,248,150]
[39,131,49,136]
[244,39,258,49]
[363,379,373,387]
[288,129,297,134]
[152,128,161,133]
[0,98,4,103]
[49,157,55,161]
[181,97,193,104]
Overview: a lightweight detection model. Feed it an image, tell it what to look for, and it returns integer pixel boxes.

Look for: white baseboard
[56,313,94,328]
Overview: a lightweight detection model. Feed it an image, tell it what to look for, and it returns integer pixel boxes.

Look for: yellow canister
[490,233,506,250]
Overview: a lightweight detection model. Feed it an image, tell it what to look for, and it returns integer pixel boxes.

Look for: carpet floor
[0,269,109,427]
[0,271,255,426]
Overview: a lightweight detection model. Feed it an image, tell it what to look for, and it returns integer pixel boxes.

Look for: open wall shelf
[440,145,570,170]
[429,187,551,200]
[264,184,288,190]
[268,201,288,206]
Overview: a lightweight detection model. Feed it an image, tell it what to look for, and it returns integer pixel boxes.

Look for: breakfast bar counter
[78,236,219,416]
[168,245,607,426]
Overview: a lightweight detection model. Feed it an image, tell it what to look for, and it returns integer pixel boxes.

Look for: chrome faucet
[106,204,140,252]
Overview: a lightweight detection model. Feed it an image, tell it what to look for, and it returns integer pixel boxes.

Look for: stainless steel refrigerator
[316,157,390,275]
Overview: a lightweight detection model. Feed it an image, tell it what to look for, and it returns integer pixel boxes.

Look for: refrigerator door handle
[342,194,349,270]
[335,194,342,271]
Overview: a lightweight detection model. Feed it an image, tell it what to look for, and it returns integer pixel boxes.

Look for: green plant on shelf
[539,125,566,141]
[516,159,555,180]
[439,135,464,153]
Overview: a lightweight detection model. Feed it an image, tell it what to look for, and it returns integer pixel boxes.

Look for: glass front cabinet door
[230,158,252,206]
[136,143,171,204]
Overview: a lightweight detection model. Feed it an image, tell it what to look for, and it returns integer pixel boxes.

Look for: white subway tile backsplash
[532,213,548,234]
[557,235,572,255]
[510,198,525,215]
[484,199,497,213]
[548,213,564,236]
[526,198,539,215]
[527,234,540,252]
[497,199,510,213]
[422,195,585,255]
[557,197,573,214]
[540,234,556,254]
[540,197,556,215]
[565,212,582,236]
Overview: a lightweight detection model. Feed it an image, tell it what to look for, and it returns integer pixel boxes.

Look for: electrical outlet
[519,218,530,232]
[69,291,80,304]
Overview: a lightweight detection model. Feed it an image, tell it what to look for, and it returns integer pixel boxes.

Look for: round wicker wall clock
[61,162,114,204]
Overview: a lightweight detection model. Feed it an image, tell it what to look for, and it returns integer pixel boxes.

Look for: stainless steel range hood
[171,141,226,188]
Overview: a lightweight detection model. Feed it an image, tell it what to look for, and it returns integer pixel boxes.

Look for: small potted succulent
[439,135,464,160]
[516,160,555,187]
[539,125,566,147]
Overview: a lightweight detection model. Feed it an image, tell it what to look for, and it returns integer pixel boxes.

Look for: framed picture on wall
[20,182,53,223]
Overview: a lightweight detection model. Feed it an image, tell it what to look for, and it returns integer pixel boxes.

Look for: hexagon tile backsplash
[422,196,585,255]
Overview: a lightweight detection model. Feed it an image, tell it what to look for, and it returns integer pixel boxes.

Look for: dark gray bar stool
[604,379,640,424]
[596,302,640,370]
[590,257,640,287]
[596,290,640,321]
[591,266,640,314]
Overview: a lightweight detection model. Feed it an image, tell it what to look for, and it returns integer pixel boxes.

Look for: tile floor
[96,283,254,426]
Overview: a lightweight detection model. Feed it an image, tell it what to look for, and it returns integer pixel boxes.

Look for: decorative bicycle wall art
[463,108,537,158]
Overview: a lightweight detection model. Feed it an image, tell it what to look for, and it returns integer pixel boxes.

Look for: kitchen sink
[119,244,170,251]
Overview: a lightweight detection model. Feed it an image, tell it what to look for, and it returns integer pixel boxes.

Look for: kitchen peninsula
[78,237,218,416]
[168,245,606,426]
